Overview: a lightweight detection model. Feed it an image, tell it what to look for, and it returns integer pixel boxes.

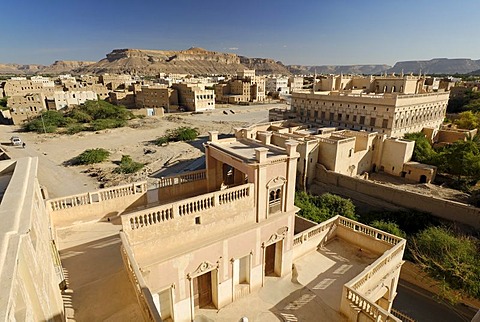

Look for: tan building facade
[214,70,266,104]
[293,91,450,137]
[135,85,178,111]
[172,83,214,112]
[8,93,47,124]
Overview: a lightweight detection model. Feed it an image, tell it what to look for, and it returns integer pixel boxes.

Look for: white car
[10,136,22,146]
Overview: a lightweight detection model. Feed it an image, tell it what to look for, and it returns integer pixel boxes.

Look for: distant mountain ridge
[0,48,479,76]
[287,64,391,75]
[388,58,480,75]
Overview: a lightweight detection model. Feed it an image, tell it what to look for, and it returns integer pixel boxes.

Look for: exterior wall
[172,84,215,112]
[135,86,178,111]
[0,158,64,322]
[8,93,47,124]
[292,90,450,137]
[266,77,289,95]
[288,77,303,93]
[315,165,480,229]
[3,79,58,97]
[402,162,436,183]
[379,139,414,176]
[53,90,97,109]
[109,90,136,108]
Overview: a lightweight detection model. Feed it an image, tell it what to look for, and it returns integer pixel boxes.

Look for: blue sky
[2,0,479,66]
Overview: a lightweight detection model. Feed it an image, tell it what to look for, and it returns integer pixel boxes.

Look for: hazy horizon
[2,0,480,66]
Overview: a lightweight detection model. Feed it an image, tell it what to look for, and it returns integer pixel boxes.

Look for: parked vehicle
[10,136,22,146]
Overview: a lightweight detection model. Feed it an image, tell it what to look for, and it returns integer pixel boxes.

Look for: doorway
[419,175,427,183]
[193,272,212,309]
[265,243,276,276]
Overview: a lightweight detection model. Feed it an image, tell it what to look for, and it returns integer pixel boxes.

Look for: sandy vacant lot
[0,105,272,198]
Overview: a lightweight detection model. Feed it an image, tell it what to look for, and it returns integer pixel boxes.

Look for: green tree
[295,191,357,223]
[411,227,480,300]
[370,220,406,238]
[437,140,480,182]
[454,111,479,130]
[23,110,68,133]
[404,132,437,163]
[73,148,110,165]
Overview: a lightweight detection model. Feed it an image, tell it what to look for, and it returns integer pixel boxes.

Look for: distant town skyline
[2,0,480,66]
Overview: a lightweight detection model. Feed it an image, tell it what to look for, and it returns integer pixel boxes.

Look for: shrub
[23,111,66,133]
[295,191,357,223]
[74,148,110,165]
[155,127,199,146]
[66,124,84,135]
[370,220,406,238]
[69,110,93,123]
[115,155,143,174]
[411,227,480,300]
[155,136,169,146]
[167,127,199,142]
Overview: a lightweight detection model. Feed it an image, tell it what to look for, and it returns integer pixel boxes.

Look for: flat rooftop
[195,238,377,322]
[209,139,287,162]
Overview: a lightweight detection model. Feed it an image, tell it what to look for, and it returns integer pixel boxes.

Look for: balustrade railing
[157,169,206,188]
[292,215,338,246]
[47,182,147,211]
[338,217,403,245]
[124,183,253,232]
[345,287,400,322]
[120,233,161,321]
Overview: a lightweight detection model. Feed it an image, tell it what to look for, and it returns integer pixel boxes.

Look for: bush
[115,155,143,174]
[69,110,93,123]
[23,111,66,133]
[411,227,480,300]
[80,100,134,121]
[370,220,406,238]
[66,124,84,135]
[155,136,169,146]
[74,148,110,165]
[155,127,199,146]
[295,191,357,223]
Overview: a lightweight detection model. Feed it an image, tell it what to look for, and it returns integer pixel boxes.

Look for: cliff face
[388,58,480,74]
[42,61,96,74]
[77,47,246,75]
[239,57,291,75]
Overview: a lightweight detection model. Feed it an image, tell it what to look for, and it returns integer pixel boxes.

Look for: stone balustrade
[348,240,405,292]
[337,217,403,246]
[344,287,400,322]
[47,182,147,211]
[120,232,161,322]
[292,215,337,247]
[156,169,206,188]
[123,183,253,232]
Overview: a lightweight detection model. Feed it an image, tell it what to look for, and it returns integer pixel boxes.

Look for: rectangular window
[370,117,376,127]
[321,111,325,119]
[329,112,334,120]
[382,119,388,128]
[338,113,342,121]
[359,116,365,125]
[353,115,357,122]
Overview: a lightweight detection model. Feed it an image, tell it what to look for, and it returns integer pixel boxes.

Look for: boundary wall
[315,165,480,229]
